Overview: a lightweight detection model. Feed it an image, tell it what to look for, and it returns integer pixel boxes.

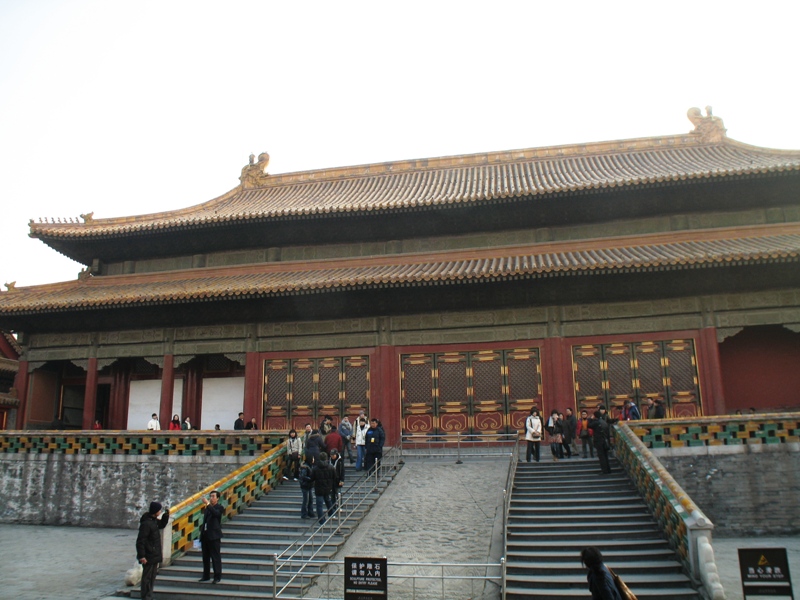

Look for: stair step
[506,559,685,575]
[505,585,699,600]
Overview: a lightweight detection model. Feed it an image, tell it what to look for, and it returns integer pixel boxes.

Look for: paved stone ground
[308,457,508,600]
[713,535,800,600]
[0,523,137,600]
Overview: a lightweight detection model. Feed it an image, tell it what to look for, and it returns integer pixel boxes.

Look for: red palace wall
[719,325,800,413]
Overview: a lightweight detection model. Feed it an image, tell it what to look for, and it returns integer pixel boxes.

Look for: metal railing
[279,558,504,599]
[273,446,403,597]
[501,434,519,599]
[401,432,519,461]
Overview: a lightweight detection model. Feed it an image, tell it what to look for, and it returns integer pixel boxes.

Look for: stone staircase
[132,469,389,599]
[505,457,700,600]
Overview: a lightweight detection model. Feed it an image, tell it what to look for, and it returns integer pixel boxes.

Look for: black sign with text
[739,548,794,598]
[345,556,388,600]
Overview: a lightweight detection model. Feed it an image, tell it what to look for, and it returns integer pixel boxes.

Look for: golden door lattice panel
[401,348,541,437]
[571,339,701,418]
[262,356,369,431]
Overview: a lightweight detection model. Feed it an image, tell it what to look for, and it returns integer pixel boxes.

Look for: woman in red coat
[168,414,181,431]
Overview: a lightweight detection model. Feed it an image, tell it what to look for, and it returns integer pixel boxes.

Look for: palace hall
[1,108,799,442]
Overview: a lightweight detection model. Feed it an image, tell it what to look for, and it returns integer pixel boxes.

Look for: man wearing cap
[136,501,170,600]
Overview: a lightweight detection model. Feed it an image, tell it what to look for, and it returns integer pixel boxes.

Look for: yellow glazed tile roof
[3,224,799,314]
[28,113,800,240]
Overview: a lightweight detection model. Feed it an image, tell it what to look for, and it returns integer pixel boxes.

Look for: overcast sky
[1,0,798,288]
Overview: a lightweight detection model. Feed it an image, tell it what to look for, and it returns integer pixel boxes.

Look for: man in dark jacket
[588,411,613,474]
[199,490,224,583]
[364,418,385,474]
[311,451,337,524]
[305,429,325,465]
[565,407,578,456]
[233,412,245,430]
[136,501,170,600]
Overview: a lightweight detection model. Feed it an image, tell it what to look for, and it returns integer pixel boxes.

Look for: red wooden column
[541,337,574,415]
[109,361,133,429]
[182,360,203,429]
[82,357,99,429]
[372,345,398,446]
[13,360,29,430]
[243,352,262,427]
[159,355,175,426]
[697,327,726,416]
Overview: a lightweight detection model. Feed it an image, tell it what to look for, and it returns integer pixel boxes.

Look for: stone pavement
[1,457,799,599]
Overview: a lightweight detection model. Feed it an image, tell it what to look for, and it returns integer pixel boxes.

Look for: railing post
[272,552,278,598]
[456,431,463,464]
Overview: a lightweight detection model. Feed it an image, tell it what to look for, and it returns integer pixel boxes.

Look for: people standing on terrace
[338,416,354,464]
[364,418,385,473]
[245,417,258,430]
[182,416,192,430]
[524,407,543,463]
[284,429,302,481]
[577,410,594,459]
[355,417,368,471]
[558,412,573,459]
[305,428,325,465]
[146,413,160,430]
[233,412,245,430]
[168,414,181,431]
[546,410,563,461]
[565,407,579,456]
[324,422,344,457]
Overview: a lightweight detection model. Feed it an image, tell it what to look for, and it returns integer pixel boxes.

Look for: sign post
[345,556,388,600]
[738,548,794,599]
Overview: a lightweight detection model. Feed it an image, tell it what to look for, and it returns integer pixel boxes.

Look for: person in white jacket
[354,417,368,471]
[146,413,161,431]
[524,407,543,463]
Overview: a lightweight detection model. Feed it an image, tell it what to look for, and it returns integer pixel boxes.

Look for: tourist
[284,429,302,481]
[558,412,572,459]
[214,424,220,431]
[364,418,385,473]
[311,451,336,524]
[199,490,224,583]
[588,411,613,474]
[136,501,170,600]
[354,417,368,471]
[653,399,666,419]
[524,407,543,463]
[644,398,656,419]
[298,457,316,519]
[546,410,563,461]
[182,416,192,430]
[168,414,181,431]
[147,413,160,431]
[580,546,622,600]
[577,410,594,459]
[330,448,344,512]
[565,407,579,456]
[305,428,325,466]
[92,419,103,430]
[319,415,333,439]
[234,412,245,430]
[338,416,355,464]
[245,417,258,430]
[622,399,641,421]
[324,422,344,457]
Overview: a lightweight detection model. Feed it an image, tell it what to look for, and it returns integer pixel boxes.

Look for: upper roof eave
[27,113,800,241]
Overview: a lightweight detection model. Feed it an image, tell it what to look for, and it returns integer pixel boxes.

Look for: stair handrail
[614,423,726,600]
[501,433,520,599]
[163,443,286,563]
[273,445,402,596]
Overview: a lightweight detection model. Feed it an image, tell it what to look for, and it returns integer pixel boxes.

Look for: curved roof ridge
[28,117,800,239]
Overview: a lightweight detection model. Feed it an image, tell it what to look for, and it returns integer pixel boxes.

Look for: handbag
[608,567,637,600]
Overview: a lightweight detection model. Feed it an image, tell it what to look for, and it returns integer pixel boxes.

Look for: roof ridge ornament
[688,106,726,143]
[240,152,270,188]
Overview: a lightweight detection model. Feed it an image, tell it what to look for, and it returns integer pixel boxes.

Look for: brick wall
[653,443,800,536]
[0,453,254,528]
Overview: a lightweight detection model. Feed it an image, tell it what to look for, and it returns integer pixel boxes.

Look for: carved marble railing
[164,443,287,562]
[614,423,725,600]
[0,430,285,455]
[628,413,800,448]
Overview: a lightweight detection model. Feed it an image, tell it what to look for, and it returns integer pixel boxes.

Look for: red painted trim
[563,329,702,346]
[243,352,262,427]
[14,361,28,429]
[159,355,175,425]
[0,335,19,360]
[82,358,98,429]
[394,340,545,355]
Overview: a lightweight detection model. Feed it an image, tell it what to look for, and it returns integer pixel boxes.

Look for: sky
[0,0,798,288]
